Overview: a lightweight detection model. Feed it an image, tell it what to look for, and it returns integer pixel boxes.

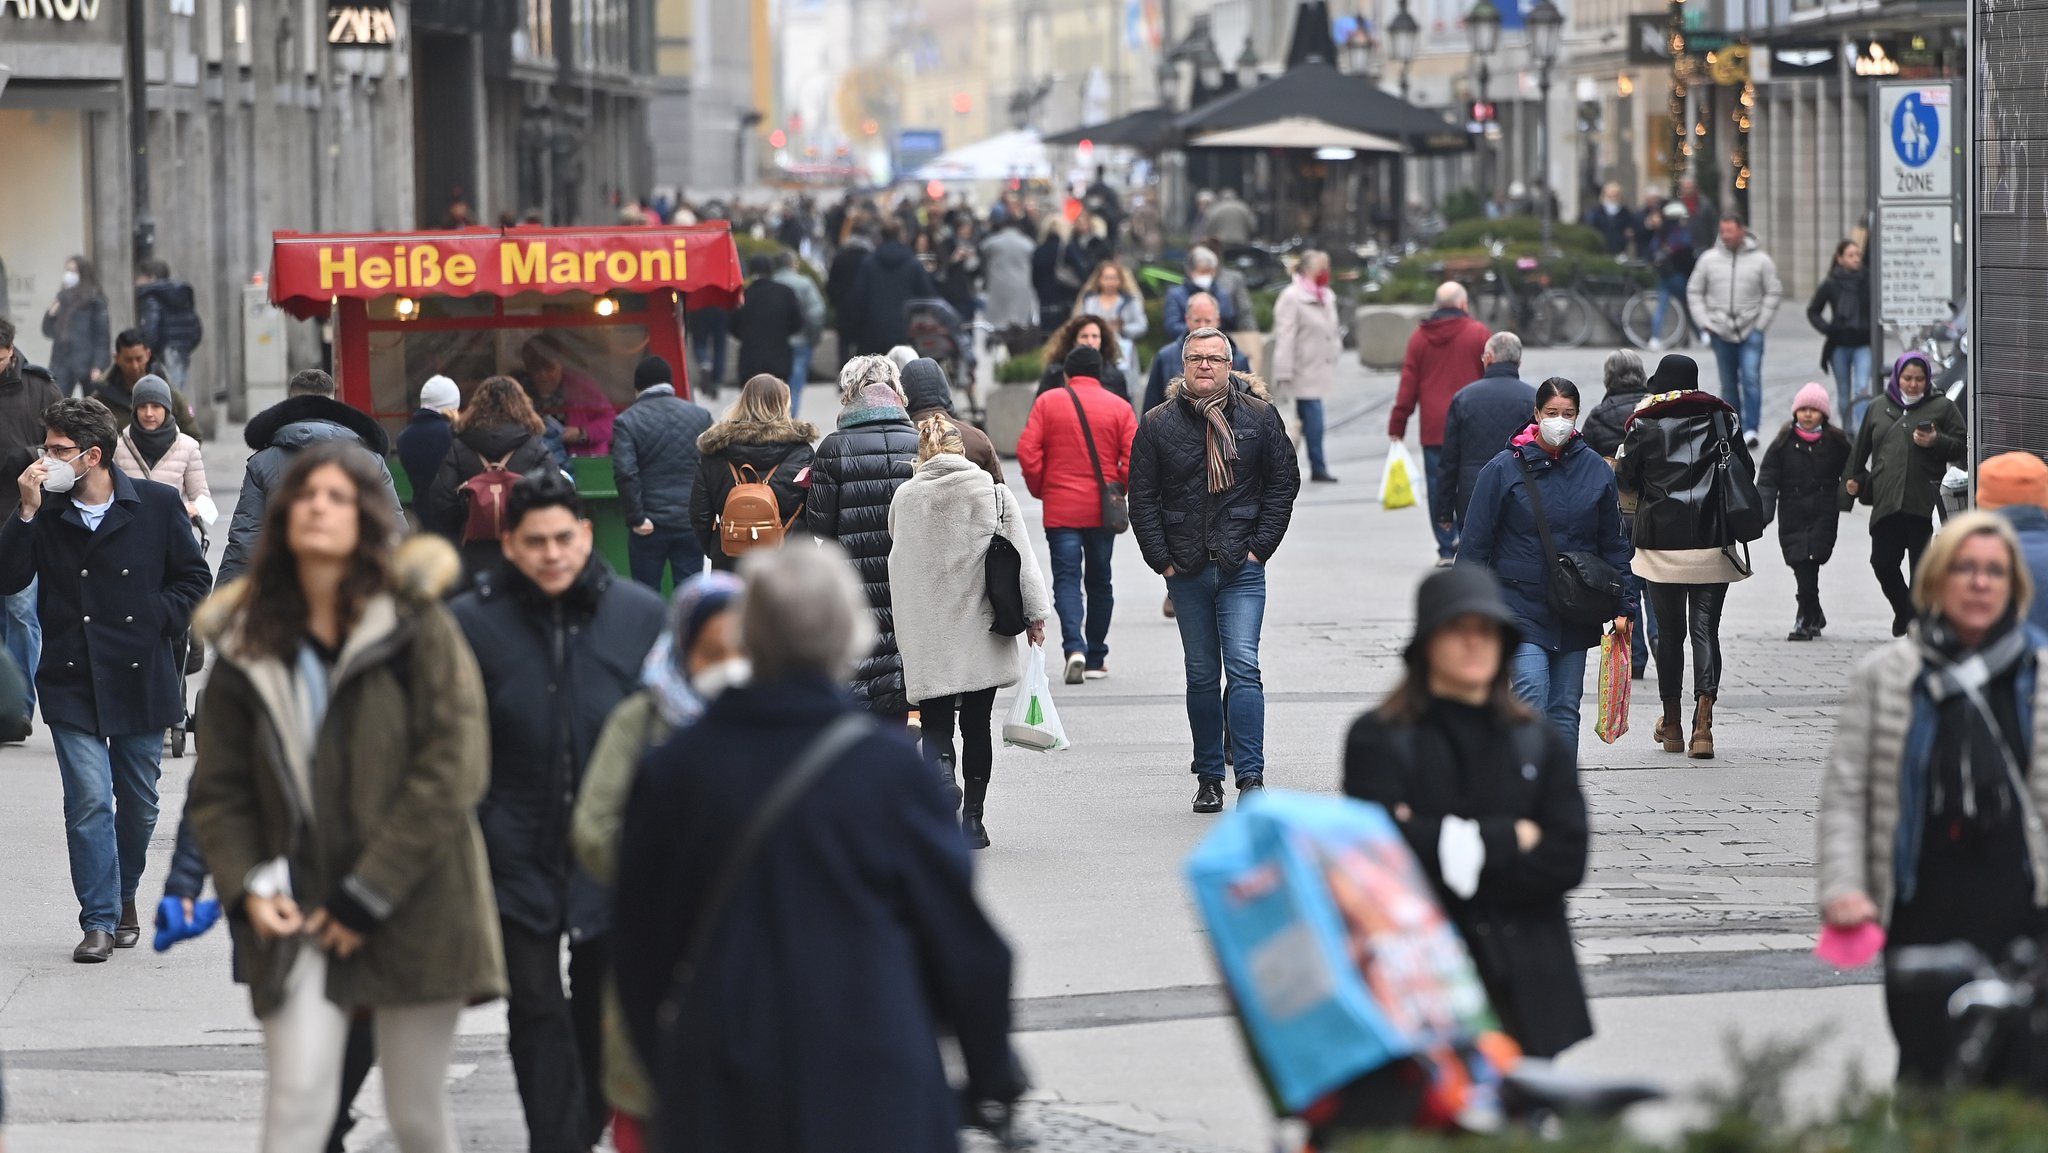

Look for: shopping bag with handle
[1595,626,1632,744]
[1002,645,1070,752]
[1380,443,1418,510]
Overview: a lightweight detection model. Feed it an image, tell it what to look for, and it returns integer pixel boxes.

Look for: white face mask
[1538,416,1576,448]
[1191,274,1213,290]
[691,657,751,700]
[60,270,80,290]
[41,456,80,494]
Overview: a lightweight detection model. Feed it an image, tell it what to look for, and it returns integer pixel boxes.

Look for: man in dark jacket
[1130,328,1301,814]
[1,397,212,962]
[613,354,714,590]
[730,254,806,382]
[450,472,665,1153]
[825,229,873,365]
[0,320,64,738]
[901,356,1002,482]
[1436,333,1537,548]
[95,329,199,438]
[1581,183,1639,256]
[850,221,938,355]
[133,259,203,400]
[1389,283,1492,563]
[394,373,459,511]
[614,544,1024,1153]
[218,369,403,583]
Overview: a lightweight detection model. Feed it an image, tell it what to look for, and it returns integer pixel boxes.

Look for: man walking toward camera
[1130,328,1300,814]
[1687,214,1782,445]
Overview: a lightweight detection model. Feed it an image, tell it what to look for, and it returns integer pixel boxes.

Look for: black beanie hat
[898,357,954,415]
[1064,344,1105,382]
[633,355,673,391]
[1405,565,1521,661]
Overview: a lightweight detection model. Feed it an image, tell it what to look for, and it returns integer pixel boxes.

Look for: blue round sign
[1892,93,1940,169]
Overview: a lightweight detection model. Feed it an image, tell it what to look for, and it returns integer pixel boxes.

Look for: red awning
[269,223,746,319]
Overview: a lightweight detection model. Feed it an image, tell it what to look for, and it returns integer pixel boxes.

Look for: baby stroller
[902,298,981,422]
[167,509,214,758]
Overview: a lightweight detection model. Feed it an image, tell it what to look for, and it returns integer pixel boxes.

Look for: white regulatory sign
[1878,203,1955,325]
[1877,85,1952,201]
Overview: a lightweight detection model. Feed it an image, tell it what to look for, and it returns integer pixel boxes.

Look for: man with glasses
[0,319,63,740]
[1,398,212,961]
[1130,328,1301,814]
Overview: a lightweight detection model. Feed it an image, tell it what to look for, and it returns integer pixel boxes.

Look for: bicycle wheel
[1621,289,1685,349]
[1536,289,1594,349]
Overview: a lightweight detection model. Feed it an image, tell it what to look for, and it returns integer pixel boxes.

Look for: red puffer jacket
[1017,375,1138,529]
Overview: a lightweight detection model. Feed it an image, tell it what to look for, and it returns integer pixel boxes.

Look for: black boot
[937,751,962,812]
[1787,615,1814,641]
[961,777,990,849]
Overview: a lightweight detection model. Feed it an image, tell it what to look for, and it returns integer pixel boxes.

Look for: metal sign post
[1869,79,1963,380]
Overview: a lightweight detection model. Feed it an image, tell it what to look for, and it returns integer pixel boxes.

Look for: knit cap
[419,375,460,411]
[130,374,173,413]
[1978,452,2048,511]
[1791,381,1832,420]
[1064,344,1105,382]
[634,355,674,391]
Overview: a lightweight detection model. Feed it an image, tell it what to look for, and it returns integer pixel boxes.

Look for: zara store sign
[0,0,103,18]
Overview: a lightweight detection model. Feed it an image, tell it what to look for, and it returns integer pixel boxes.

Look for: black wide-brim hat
[1405,564,1522,660]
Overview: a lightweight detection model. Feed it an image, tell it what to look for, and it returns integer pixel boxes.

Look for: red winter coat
[1388,309,1491,447]
[1017,376,1138,529]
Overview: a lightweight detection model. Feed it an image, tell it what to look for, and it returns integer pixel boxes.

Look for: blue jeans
[1422,445,1457,560]
[50,724,164,932]
[1710,330,1766,435]
[1166,561,1268,781]
[628,525,705,593]
[1,578,38,721]
[1298,399,1328,477]
[1651,273,1692,341]
[1828,344,1872,436]
[1509,642,1590,744]
[1046,527,1116,668]
[788,343,813,416]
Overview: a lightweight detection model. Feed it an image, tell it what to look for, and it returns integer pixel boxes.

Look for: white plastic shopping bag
[1380,442,1417,510]
[1002,645,1071,752]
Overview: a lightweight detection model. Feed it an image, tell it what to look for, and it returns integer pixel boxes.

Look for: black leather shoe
[115,900,141,949]
[74,930,115,963]
[1193,779,1225,814]
[1236,776,1266,805]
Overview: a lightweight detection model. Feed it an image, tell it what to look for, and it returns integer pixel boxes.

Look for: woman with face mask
[1846,351,1969,637]
[1455,378,1636,743]
[40,255,110,398]
[570,570,745,1153]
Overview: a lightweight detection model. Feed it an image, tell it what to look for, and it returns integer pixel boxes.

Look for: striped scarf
[1188,384,1238,493]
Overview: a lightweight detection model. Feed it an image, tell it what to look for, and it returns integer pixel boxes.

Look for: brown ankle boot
[1689,694,1716,759]
[1653,699,1683,752]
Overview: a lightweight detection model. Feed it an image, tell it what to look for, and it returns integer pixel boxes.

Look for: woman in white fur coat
[889,414,1052,849]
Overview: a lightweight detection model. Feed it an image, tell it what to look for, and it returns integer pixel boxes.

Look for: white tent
[911,130,1051,182]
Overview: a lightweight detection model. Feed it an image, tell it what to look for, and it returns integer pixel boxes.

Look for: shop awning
[1188,117,1404,152]
[268,224,746,320]
[910,130,1051,182]
[1042,107,1181,151]
[1176,61,1470,155]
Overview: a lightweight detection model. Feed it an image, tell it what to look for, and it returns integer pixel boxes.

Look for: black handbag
[985,486,1028,637]
[1712,412,1767,544]
[1063,384,1131,534]
[1514,451,1625,628]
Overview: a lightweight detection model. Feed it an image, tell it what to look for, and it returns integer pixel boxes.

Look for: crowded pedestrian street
[0,318,1896,1151]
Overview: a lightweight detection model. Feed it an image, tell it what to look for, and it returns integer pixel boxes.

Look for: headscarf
[1886,350,1937,409]
[1187,381,1238,493]
[640,571,746,726]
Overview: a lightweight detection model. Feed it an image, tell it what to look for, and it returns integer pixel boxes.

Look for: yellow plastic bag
[1380,443,1418,510]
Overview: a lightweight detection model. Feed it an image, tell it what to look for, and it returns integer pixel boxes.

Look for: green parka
[1848,388,1966,522]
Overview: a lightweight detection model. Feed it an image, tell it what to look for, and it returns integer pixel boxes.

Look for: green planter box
[389,454,648,592]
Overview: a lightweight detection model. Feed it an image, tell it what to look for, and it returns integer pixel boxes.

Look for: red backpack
[459,450,522,544]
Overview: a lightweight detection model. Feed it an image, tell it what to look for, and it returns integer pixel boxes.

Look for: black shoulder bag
[1711,411,1767,544]
[1062,384,1131,534]
[655,713,873,1032]
[1513,451,1625,628]
[986,485,1028,637]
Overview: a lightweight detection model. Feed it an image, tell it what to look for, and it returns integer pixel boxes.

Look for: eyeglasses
[35,444,86,462]
[1950,562,2012,583]
[1185,354,1233,367]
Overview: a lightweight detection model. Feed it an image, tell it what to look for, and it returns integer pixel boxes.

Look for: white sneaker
[1744,430,1761,449]
[1064,653,1086,685]
[1085,667,1110,681]
[1434,556,1454,568]
[1646,337,1666,352]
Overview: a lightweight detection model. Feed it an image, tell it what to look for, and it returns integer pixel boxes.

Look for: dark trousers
[501,919,608,1153]
[1872,512,1935,628]
[628,525,705,593]
[920,687,999,806]
[1647,582,1727,702]
[1792,560,1825,625]
[1046,527,1117,668]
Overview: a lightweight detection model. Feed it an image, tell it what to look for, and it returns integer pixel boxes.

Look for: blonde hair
[1080,260,1135,299]
[1913,510,2035,620]
[726,374,792,424]
[1296,249,1330,277]
[916,414,965,462]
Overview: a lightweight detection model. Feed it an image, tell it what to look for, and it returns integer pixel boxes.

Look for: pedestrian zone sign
[1878,86,1951,201]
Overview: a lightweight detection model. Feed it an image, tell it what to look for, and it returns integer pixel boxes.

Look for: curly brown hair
[1045,314,1121,371]
[235,442,401,662]
[457,375,546,436]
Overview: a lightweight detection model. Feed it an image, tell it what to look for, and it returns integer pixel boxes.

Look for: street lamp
[1342,26,1379,79]
[1526,0,1564,251]
[1236,38,1259,90]
[1157,57,1181,108]
[1466,0,1501,197]
[1389,0,1420,100]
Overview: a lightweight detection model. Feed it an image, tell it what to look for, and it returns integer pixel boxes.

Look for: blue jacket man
[0,397,212,962]
[395,374,460,509]
[1435,334,1539,531]
[612,354,714,590]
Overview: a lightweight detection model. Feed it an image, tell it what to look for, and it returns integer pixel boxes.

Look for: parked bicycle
[1893,937,2048,1092]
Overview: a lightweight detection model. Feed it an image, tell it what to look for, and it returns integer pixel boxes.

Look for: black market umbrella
[1042,107,1182,152]
[1174,61,1469,156]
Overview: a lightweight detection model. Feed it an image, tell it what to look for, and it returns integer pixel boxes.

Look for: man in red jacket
[1387,282,1490,564]
[1018,345,1139,685]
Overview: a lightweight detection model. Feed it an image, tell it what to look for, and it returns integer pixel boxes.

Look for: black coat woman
[41,255,110,397]
[1343,565,1592,1062]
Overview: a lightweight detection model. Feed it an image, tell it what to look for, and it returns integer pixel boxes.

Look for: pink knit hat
[1792,381,1832,419]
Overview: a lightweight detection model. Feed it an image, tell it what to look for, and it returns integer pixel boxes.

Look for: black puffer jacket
[1581,383,1649,459]
[1615,389,1755,552]
[1129,381,1301,578]
[135,279,204,355]
[692,416,819,571]
[1757,421,1851,565]
[805,406,919,714]
[424,423,558,575]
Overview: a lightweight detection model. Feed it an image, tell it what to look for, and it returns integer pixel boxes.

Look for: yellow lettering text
[392,245,408,288]
[318,246,358,291]
[501,241,547,285]
[550,251,581,284]
[445,254,476,287]
[638,249,672,282]
[605,250,637,282]
[408,245,443,290]
[360,256,392,290]
[582,251,604,282]
[675,239,689,281]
